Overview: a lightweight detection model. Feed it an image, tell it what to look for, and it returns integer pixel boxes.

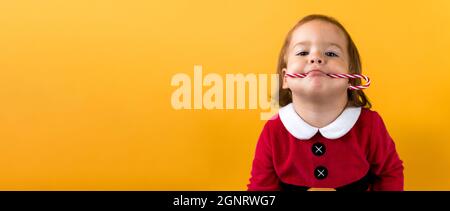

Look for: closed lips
[307,69,325,76]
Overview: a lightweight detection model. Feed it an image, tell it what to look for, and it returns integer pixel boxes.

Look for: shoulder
[351,108,393,141]
[257,112,292,144]
[359,108,386,126]
[358,108,393,144]
[261,113,284,133]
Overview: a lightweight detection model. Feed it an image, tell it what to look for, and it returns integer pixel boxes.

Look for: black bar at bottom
[0,191,446,209]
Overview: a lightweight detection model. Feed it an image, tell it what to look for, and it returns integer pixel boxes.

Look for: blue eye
[325,52,338,57]
[296,51,309,56]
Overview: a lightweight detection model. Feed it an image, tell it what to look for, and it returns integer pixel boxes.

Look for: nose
[309,57,323,64]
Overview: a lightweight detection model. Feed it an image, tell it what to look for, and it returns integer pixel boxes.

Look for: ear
[282,68,289,89]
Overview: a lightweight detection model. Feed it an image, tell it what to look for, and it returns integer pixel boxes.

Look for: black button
[312,142,326,156]
[314,166,328,180]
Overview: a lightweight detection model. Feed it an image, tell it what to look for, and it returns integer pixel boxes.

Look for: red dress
[247,103,404,191]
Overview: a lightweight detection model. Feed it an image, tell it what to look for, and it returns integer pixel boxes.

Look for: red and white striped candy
[326,73,370,90]
[285,72,370,90]
[285,73,308,78]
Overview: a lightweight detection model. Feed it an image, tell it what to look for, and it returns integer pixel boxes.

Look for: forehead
[289,20,348,49]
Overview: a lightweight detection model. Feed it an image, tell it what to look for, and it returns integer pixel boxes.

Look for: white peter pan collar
[278,103,361,140]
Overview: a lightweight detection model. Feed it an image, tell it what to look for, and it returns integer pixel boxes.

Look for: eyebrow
[293,41,343,51]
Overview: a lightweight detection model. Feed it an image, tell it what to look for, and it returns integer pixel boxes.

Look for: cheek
[329,78,350,91]
[328,60,349,73]
[286,60,306,73]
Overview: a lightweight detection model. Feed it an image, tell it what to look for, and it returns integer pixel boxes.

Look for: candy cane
[285,73,309,78]
[285,72,371,90]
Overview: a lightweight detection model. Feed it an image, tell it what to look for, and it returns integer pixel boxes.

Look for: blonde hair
[277,14,371,108]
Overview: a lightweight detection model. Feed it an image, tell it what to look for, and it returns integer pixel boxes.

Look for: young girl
[247,14,403,191]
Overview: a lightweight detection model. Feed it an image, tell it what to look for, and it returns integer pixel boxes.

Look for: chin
[293,85,343,100]
[306,89,330,98]
[304,83,328,94]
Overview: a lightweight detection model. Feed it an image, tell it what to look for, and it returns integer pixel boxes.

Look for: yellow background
[1,0,449,190]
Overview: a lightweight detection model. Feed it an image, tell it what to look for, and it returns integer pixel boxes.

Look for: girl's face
[283,20,350,100]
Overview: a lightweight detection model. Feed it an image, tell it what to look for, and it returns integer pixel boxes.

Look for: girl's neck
[291,95,348,128]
